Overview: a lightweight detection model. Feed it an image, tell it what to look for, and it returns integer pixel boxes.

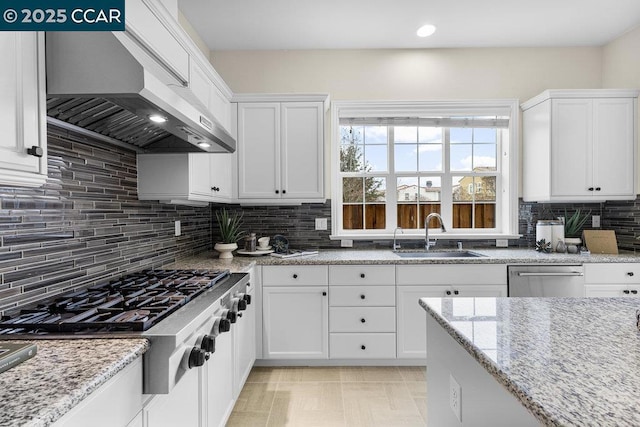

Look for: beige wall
[603,26,640,89]
[210,48,602,102]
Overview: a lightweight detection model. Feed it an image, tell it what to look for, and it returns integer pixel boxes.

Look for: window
[331,101,519,239]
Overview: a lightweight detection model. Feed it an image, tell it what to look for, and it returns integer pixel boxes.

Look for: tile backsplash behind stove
[0,125,212,315]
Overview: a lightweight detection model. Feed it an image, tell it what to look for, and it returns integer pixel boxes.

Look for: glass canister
[244,232,257,252]
[536,220,564,252]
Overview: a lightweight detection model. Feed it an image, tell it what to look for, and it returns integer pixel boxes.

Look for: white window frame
[330,100,520,240]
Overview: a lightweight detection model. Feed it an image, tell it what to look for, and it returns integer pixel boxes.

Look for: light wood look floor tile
[230,366,427,426]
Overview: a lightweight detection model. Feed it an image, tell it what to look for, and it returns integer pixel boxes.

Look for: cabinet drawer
[263,265,328,286]
[396,264,507,285]
[584,263,640,284]
[585,284,640,297]
[329,286,395,307]
[329,307,396,333]
[329,265,395,285]
[330,333,396,359]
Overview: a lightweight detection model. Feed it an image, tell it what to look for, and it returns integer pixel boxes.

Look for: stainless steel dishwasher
[508,265,585,297]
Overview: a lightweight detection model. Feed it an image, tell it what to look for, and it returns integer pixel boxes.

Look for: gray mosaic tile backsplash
[0,126,211,315]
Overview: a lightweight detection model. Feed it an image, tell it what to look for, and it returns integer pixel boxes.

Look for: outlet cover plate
[592,215,601,228]
[450,374,462,422]
[315,218,328,230]
[175,220,181,237]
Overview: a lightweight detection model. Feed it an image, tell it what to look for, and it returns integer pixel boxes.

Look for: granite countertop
[171,248,640,267]
[0,338,149,427]
[420,297,640,426]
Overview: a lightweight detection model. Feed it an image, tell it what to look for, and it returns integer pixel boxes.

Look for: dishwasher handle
[516,272,584,277]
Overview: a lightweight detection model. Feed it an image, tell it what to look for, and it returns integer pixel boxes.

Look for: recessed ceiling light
[149,114,167,123]
[197,142,211,148]
[417,24,437,38]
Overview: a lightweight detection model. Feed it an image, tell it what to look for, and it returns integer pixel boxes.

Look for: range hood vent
[45,32,235,154]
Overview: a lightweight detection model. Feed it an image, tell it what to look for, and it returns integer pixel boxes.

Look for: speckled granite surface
[420,297,640,427]
[0,338,149,427]
[172,248,640,267]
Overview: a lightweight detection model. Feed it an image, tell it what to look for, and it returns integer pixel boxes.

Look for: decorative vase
[564,237,581,254]
[214,242,237,259]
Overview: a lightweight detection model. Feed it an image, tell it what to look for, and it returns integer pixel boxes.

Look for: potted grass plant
[214,209,245,259]
[564,209,591,249]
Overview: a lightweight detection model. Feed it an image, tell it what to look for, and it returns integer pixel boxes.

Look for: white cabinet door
[551,99,592,198]
[210,153,234,200]
[206,331,235,427]
[281,102,324,199]
[593,98,635,197]
[262,286,328,359]
[397,285,506,359]
[234,285,256,398]
[237,103,281,199]
[188,153,214,199]
[143,368,201,427]
[0,32,47,187]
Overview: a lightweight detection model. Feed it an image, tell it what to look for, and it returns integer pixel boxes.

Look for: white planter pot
[214,242,238,259]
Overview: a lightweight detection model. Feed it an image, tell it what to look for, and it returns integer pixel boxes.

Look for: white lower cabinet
[206,331,235,427]
[330,333,396,359]
[143,368,201,427]
[53,358,143,427]
[234,279,256,397]
[585,263,640,297]
[396,264,507,359]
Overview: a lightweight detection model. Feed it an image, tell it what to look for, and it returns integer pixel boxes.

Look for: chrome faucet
[425,213,446,250]
[393,227,404,251]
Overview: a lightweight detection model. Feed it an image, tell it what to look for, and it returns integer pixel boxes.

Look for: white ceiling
[178,0,640,51]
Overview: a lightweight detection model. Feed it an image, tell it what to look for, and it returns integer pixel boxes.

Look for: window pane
[419,127,442,144]
[365,204,385,229]
[341,125,363,144]
[419,177,441,201]
[452,176,473,201]
[343,205,363,230]
[476,177,496,201]
[418,144,443,172]
[395,126,417,144]
[397,177,418,228]
[364,145,388,172]
[474,128,496,143]
[451,128,472,143]
[340,144,364,172]
[395,144,418,172]
[364,126,388,144]
[397,177,419,202]
[397,204,418,228]
[419,204,442,228]
[475,203,496,228]
[364,177,386,202]
[450,144,472,171]
[473,144,497,171]
[343,177,363,202]
[453,203,473,228]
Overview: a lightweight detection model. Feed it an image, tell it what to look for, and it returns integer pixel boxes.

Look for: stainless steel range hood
[45,31,235,153]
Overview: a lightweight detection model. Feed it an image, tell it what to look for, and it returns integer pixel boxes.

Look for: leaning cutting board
[583,230,618,254]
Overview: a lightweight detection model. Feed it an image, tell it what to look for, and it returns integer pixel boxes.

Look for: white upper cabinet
[522,89,638,202]
[236,94,327,204]
[0,32,47,187]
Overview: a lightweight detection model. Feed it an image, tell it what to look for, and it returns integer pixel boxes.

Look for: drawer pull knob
[624,290,630,294]
[275,190,280,194]
[454,290,459,295]
[360,273,365,278]
[293,274,298,279]
[588,187,594,191]
[595,187,601,191]
[632,290,638,295]
[361,345,366,350]
[360,318,366,323]
[322,291,327,296]
[446,290,452,295]
[360,294,366,300]
[627,272,634,277]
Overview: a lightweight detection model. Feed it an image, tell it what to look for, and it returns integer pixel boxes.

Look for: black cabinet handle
[446,290,451,295]
[627,272,634,277]
[454,290,459,295]
[624,290,630,294]
[632,290,638,295]
[360,318,366,323]
[360,273,365,278]
[293,274,298,279]
[588,187,594,191]
[360,294,366,300]
[361,345,366,350]
[27,146,43,158]
[275,190,279,194]
[282,190,286,194]
[322,291,327,296]
[595,187,601,191]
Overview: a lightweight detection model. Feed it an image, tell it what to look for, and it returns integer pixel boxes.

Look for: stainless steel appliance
[508,265,585,297]
[0,269,251,395]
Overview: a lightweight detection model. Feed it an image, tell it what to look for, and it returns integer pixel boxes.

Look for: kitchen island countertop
[0,338,149,427]
[420,296,640,426]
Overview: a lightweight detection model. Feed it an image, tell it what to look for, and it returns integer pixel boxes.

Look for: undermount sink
[393,250,485,258]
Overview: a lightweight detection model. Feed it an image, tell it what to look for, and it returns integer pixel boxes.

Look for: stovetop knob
[238,299,247,311]
[227,310,237,323]
[188,347,207,368]
[219,317,231,333]
[201,335,216,353]
[243,294,252,305]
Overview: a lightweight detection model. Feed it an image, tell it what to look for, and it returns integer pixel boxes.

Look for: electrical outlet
[592,215,601,228]
[341,239,353,248]
[495,239,509,248]
[450,374,462,422]
[315,218,328,230]
[174,220,181,237]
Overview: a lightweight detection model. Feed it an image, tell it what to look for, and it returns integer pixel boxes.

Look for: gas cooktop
[0,269,230,335]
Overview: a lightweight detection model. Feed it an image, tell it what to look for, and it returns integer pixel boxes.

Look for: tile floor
[227,366,427,426]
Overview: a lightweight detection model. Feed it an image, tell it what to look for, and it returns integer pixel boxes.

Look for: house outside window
[331,100,519,240]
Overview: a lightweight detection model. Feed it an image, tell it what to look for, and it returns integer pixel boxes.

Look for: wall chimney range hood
[45,32,235,154]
